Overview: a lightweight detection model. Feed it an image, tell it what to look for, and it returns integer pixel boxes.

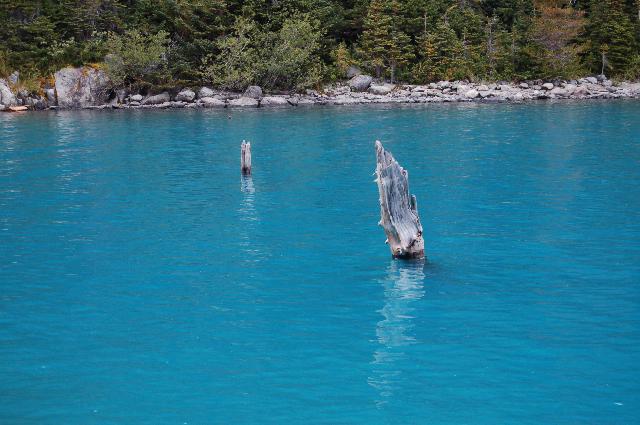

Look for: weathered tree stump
[374,140,425,259]
[241,140,252,175]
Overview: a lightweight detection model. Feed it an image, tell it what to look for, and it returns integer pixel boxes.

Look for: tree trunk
[241,140,252,175]
[374,141,425,259]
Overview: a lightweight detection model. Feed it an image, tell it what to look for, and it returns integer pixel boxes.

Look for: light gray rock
[244,86,263,99]
[8,71,19,85]
[260,96,289,106]
[0,104,5,111]
[573,86,590,97]
[478,90,492,98]
[511,92,524,101]
[348,75,373,92]
[368,83,395,95]
[0,79,17,106]
[564,84,577,94]
[228,96,259,107]
[585,77,598,84]
[200,97,226,107]
[541,83,554,90]
[596,74,607,82]
[437,81,451,89]
[465,89,479,99]
[346,66,361,78]
[45,88,56,103]
[175,89,196,102]
[477,84,489,91]
[116,89,128,104]
[54,66,110,108]
[519,82,529,89]
[198,87,215,98]
[130,94,143,102]
[142,92,170,105]
[550,87,567,97]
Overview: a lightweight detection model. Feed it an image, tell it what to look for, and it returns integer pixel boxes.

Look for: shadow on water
[368,259,426,407]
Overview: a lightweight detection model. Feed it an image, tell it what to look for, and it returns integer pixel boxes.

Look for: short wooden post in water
[374,140,425,259]
[241,140,252,175]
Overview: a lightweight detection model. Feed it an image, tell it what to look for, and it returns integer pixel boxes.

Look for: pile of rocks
[2,66,639,112]
[305,74,640,105]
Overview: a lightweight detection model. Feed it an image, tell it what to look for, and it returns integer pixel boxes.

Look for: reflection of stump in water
[368,260,425,407]
[241,175,255,195]
[238,175,257,258]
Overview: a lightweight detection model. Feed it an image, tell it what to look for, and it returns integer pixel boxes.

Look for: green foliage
[0,0,639,86]
[413,20,470,82]
[104,29,170,89]
[203,15,324,91]
[584,0,638,77]
[622,54,640,80]
[359,0,414,81]
[528,3,587,79]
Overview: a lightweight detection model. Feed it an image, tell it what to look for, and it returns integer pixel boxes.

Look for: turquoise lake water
[1,101,639,424]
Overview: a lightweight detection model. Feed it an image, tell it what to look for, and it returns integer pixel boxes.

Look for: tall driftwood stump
[241,140,252,175]
[375,140,425,259]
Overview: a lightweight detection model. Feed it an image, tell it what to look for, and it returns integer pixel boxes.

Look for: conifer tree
[359,0,393,77]
[585,0,637,76]
[359,0,413,81]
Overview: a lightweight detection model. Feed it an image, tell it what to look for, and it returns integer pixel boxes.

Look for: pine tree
[585,0,637,76]
[359,0,393,77]
[387,0,415,82]
[359,0,413,81]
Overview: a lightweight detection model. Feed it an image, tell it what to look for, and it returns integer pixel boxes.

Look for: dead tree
[241,140,252,175]
[374,141,425,259]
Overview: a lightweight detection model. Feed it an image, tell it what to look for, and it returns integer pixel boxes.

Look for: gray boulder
[228,96,259,107]
[541,82,554,90]
[348,74,373,92]
[585,77,598,84]
[54,66,110,108]
[0,79,17,106]
[8,71,19,85]
[175,89,196,102]
[244,86,263,99]
[200,97,226,108]
[142,92,170,105]
[465,89,479,99]
[368,83,395,95]
[116,89,128,104]
[45,88,56,103]
[130,94,143,102]
[573,86,590,97]
[260,96,289,106]
[519,82,529,89]
[198,87,215,98]
[346,66,361,78]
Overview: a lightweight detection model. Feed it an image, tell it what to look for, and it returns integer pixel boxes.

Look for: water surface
[1,101,639,424]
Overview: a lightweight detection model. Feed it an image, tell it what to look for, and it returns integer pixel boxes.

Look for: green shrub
[104,30,170,89]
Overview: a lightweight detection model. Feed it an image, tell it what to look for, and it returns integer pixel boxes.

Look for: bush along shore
[1,66,640,112]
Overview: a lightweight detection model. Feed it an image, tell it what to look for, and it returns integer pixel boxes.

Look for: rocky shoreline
[1,67,640,112]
